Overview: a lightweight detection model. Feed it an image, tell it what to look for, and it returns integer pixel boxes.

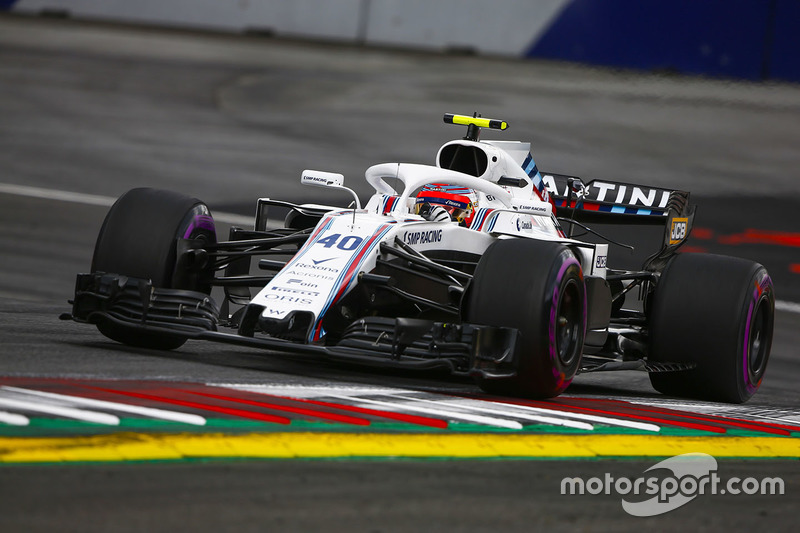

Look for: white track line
[0,182,253,226]
[327,394,523,430]
[0,410,30,426]
[0,397,119,425]
[391,395,595,431]
[776,300,800,314]
[3,181,799,313]
[2,386,206,426]
[492,401,661,432]
[0,183,115,207]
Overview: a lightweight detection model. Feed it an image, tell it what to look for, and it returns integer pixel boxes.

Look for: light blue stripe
[470,208,486,229]
[531,171,544,191]
[487,214,498,232]
[523,157,537,175]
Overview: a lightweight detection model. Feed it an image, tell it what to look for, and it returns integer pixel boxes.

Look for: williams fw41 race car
[65,113,775,403]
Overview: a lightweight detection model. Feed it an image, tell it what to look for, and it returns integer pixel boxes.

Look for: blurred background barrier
[4,0,799,81]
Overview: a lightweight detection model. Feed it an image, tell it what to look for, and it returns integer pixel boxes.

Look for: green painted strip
[2,417,798,439]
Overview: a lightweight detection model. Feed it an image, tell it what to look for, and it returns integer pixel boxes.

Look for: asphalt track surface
[1,15,799,532]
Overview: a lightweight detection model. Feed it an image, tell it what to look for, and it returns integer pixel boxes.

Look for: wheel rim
[556,278,582,367]
[747,295,771,381]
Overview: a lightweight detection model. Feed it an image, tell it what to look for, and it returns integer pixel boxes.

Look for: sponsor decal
[403,229,443,245]
[542,175,671,209]
[285,269,336,281]
[514,202,549,214]
[595,255,607,269]
[670,217,689,244]
[287,278,318,288]
[515,216,533,231]
[301,170,344,187]
[295,262,340,273]
[264,294,313,305]
[270,286,320,296]
[312,257,335,265]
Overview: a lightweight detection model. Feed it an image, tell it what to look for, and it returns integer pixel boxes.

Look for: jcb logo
[669,218,688,244]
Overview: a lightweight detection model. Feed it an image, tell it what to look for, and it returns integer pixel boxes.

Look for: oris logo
[670,218,688,244]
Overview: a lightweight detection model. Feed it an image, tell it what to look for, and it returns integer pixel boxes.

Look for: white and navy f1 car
[66,114,775,403]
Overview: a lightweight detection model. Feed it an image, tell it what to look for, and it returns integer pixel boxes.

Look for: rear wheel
[91,188,217,349]
[465,239,586,398]
[648,253,774,403]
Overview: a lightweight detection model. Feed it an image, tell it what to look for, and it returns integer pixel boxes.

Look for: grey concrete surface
[1,460,799,533]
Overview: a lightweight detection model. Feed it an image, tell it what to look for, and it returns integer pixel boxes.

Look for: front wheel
[648,253,774,403]
[464,239,586,398]
[91,188,217,350]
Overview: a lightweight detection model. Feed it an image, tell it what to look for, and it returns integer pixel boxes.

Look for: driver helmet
[415,184,476,225]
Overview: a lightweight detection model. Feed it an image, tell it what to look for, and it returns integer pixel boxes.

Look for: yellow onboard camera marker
[443,113,508,131]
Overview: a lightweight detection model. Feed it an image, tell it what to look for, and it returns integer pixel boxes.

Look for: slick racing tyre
[648,253,774,403]
[91,188,217,349]
[465,239,586,398]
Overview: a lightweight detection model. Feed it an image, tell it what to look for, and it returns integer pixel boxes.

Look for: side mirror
[301,169,361,209]
[301,170,345,188]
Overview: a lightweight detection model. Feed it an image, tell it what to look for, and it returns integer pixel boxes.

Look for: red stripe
[332,225,390,303]
[182,390,370,426]
[86,386,292,424]
[680,245,708,253]
[478,209,495,231]
[541,398,731,433]
[383,196,397,214]
[306,216,332,242]
[790,264,800,274]
[284,216,333,267]
[312,223,391,340]
[482,397,727,433]
[718,229,800,247]
[581,202,600,211]
[691,227,714,240]
[596,398,800,433]
[583,398,793,436]
[258,393,449,429]
[417,189,471,207]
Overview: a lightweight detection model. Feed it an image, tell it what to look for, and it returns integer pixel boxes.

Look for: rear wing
[543,172,696,262]
[543,172,691,221]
